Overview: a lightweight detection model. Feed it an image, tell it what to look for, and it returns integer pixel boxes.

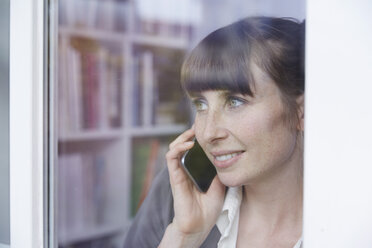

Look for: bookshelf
[56,0,194,247]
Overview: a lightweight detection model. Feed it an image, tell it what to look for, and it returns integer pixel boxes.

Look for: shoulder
[123,167,174,247]
[122,167,221,248]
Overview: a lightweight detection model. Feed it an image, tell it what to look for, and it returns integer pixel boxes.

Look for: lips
[215,152,241,161]
[210,150,245,168]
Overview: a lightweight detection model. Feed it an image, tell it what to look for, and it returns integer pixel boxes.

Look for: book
[131,56,141,126]
[133,48,186,127]
[130,139,152,216]
[95,0,115,31]
[130,139,169,216]
[68,46,83,131]
[58,38,70,135]
[59,37,123,133]
[60,153,85,232]
[137,140,160,208]
[58,152,108,236]
[106,54,122,128]
[141,51,154,127]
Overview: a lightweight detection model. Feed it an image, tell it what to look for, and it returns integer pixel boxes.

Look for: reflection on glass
[56,0,304,247]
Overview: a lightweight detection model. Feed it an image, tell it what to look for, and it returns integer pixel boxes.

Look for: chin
[217,172,244,188]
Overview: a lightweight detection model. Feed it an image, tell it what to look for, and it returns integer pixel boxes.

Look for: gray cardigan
[123,168,221,248]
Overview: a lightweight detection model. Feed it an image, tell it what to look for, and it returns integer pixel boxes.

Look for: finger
[166,141,195,190]
[169,128,195,150]
[167,162,189,198]
[166,140,195,172]
[166,141,194,199]
[171,163,194,196]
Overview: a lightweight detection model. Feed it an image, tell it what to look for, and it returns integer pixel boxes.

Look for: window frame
[9,0,47,247]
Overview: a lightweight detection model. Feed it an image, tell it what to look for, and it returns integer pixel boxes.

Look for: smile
[211,150,245,168]
[215,152,241,161]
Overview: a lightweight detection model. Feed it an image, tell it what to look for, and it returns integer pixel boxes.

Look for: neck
[240,143,303,235]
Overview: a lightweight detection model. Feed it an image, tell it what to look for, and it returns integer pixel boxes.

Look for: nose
[200,109,228,144]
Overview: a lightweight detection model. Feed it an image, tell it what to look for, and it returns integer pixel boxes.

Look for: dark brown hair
[181,16,305,128]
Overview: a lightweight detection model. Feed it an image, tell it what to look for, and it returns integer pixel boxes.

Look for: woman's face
[191,65,302,187]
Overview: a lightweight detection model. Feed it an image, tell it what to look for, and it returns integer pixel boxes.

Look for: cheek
[258,111,297,161]
[229,109,266,135]
[257,102,287,134]
[238,105,291,149]
[193,116,204,141]
[230,115,256,137]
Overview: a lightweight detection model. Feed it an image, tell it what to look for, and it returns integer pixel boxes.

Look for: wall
[304,0,372,247]
[0,0,10,245]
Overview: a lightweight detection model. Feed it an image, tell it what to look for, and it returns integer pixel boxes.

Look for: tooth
[216,152,238,161]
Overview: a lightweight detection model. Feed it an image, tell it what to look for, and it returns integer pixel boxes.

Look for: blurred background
[55,0,305,247]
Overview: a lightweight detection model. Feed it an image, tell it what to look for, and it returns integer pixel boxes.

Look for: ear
[296,94,304,131]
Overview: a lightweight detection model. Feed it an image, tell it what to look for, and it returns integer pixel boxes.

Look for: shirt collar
[215,187,303,248]
[216,187,242,239]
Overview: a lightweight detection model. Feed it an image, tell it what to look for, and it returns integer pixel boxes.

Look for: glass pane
[55,0,305,247]
[0,0,10,245]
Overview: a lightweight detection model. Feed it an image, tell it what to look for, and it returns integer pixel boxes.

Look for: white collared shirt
[216,187,303,248]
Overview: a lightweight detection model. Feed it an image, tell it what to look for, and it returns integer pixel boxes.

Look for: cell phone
[181,139,217,193]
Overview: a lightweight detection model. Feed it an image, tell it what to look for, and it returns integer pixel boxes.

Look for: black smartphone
[181,139,217,193]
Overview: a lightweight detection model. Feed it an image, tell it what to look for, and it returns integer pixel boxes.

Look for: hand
[159,127,226,248]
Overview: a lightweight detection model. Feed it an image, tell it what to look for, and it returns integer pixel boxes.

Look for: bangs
[181,22,255,96]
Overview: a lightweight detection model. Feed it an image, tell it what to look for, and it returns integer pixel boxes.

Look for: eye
[226,96,246,108]
[192,98,208,111]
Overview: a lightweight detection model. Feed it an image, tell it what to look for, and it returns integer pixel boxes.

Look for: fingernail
[185,141,194,146]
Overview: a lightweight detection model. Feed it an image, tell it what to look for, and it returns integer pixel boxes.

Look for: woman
[124,16,305,248]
